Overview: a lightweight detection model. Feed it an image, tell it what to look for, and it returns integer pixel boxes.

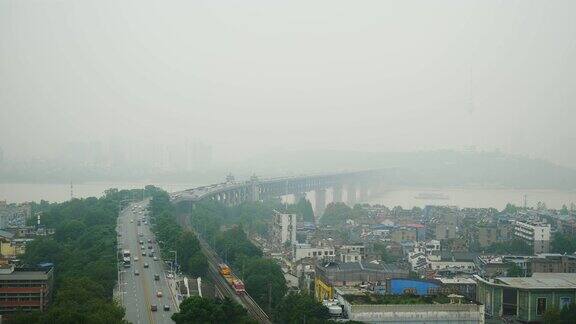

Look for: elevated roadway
[171,169,387,219]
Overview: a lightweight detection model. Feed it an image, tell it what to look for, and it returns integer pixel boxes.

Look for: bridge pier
[249,179,260,202]
[293,192,306,204]
[314,189,326,222]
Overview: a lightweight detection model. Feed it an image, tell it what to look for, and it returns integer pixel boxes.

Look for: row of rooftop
[258,203,576,323]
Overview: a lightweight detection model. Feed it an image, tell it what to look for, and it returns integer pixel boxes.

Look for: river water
[1,183,574,210]
[365,187,576,210]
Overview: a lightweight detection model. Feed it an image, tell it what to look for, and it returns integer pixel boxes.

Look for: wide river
[0,182,574,210]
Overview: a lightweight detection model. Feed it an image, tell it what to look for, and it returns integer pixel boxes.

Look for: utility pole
[268,281,272,313]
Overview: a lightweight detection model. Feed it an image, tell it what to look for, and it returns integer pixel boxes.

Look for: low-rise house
[316,260,408,287]
[336,244,367,262]
[292,243,335,262]
[429,260,476,274]
[475,272,576,322]
[436,277,477,300]
[390,227,417,243]
[475,255,510,278]
[531,253,576,274]
[334,286,484,323]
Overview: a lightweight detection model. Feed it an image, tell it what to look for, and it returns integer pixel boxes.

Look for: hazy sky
[1,1,575,166]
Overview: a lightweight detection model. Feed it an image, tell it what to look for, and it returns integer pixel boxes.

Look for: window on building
[560,297,572,309]
[537,297,547,315]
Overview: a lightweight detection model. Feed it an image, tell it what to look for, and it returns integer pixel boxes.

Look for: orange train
[218,263,246,295]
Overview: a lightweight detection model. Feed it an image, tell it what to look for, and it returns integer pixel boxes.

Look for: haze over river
[365,187,576,210]
[0,182,196,204]
[2,182,574,211]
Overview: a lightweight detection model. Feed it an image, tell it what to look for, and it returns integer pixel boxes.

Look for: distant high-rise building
[185,141,213,170]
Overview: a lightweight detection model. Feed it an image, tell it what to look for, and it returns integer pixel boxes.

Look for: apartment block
[0,264,54,315]
[272,210,297,245]
[513,221,551,254]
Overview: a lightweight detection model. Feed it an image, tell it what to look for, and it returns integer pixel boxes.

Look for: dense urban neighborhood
[2,2,576,323]
[1,180,574,323]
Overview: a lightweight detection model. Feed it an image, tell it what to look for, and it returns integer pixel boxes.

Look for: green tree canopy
[292,198,315,222]
[502,203,518,214]
[506,262,524,277]
[16,189,140,324]
[543,303,576,324]
[551,232,576,254]
[485,239,532,255]
[149,191,207,277]
[273,292,330,324]
[242,258,287,313]
[320,202,353,226]
[171,296,254,324]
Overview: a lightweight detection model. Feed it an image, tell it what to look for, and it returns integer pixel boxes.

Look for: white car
[134,257,139,261]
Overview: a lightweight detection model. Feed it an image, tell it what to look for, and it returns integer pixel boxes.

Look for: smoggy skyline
[1,1,575,167]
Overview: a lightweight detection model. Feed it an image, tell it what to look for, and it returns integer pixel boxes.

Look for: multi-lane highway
[117,201,178,324]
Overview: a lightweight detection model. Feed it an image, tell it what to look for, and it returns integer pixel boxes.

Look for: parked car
[151,305,157,312]
[164,305,170,311]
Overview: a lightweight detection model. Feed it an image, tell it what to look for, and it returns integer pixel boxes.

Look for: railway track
[178,214,271,324]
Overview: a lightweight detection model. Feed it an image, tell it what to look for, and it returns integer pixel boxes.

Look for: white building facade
[513,220,551,254]
[293,243,335,262]
[273,211,297,245]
